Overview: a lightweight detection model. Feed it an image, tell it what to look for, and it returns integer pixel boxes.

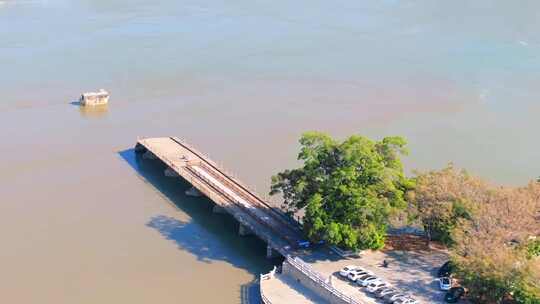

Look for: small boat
[79,89,109,106]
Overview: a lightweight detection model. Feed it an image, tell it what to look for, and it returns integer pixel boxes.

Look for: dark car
[445,287,465,303]
[438,261,454,277]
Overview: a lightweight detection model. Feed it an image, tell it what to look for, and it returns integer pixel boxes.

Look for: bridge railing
[183,165,295,251]
[171,137,303,231]
[286,256,363,304]
[259,266,277,304]
[260,291,271,304]
[197,162,302,234]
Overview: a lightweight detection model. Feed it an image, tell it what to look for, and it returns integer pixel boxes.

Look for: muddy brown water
[1,1,539,303]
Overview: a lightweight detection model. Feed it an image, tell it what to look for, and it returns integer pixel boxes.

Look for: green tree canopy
[270,132,414,250]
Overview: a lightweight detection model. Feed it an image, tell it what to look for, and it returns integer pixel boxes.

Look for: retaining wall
[281,257,361,304]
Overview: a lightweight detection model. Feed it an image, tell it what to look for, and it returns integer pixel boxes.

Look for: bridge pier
[212,204,226,214]
[266,245,280,259]
[142,151,157,160]
[185,186,202,197]
[134,143,147,153]
[164,167,179,177]
[238,224,253,236]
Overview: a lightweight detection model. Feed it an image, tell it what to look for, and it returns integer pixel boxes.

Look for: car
[445,287,465,303]
[367,281,389,293]
[339,265,358,277]
[381,291,402,302]
[349,268,369,275]
[384,293,408,303]
[439,277,452,290]
[395,299,419,304]
[347,269,372,282]
[354,273,373,284]
[375,287,397,298]
[438,261,454,277]
[391,297,412,304]
[390,296,410,303]
[358,275,380,287]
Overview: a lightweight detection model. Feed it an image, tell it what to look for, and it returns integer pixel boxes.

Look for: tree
[270,132,414,250]
[407,165,476,245]
[526,239,540,258]
[450,181,540,303]
[408,166,540,303]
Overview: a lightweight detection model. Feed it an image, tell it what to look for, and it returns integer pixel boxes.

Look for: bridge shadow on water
[119,148,281,304]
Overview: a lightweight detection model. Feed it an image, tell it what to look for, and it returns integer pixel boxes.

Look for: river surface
[1,1,539,303]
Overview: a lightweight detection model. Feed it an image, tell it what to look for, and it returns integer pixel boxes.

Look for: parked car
[347,269,372,282]
[354,273,373,284]
[382,291,404,302]
[376,288,397,298]
[445,287,465,303]
[339,265,358,277]
[439,277,452,290]
[367,281,389,293]
[438,261,454,277]
[384,293,408,303]
[358,275,380,287]
[383,291,407,303]
[394,298,419,304]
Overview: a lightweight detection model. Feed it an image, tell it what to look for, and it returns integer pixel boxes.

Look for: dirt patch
[384,234,447,252]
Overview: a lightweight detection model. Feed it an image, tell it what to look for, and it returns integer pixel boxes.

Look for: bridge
[135,137,306,258]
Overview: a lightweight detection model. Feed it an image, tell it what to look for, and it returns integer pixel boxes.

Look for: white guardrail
[286,256,363,304]
[260,266,277,304]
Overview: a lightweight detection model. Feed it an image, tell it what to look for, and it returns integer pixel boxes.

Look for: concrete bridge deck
[135,137,305,257]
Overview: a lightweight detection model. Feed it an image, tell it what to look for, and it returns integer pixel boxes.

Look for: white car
[394,298,419,304]
[367,281,389,293]
[358,275,380,287]
[354,273,373,284]
[339,265,358,277]
[376,287,397,298]
[347,269,372,282]
[439,277,452,290]
[386,293,408,302]
[382,292,403,303]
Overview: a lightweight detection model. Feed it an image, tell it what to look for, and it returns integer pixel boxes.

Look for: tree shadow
[300,246,347,263]
[389,276,446,303]
[118,148,281,303]
[383,250,445,277]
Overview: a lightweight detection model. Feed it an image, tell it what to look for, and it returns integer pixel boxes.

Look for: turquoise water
[0,1,539,303]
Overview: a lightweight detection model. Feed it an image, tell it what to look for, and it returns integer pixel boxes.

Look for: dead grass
[384,234,447,252]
